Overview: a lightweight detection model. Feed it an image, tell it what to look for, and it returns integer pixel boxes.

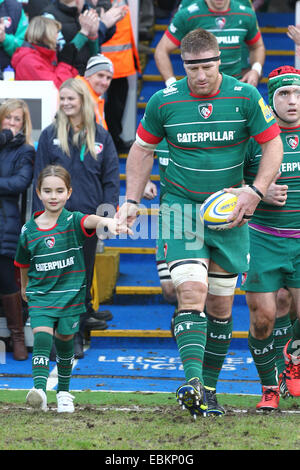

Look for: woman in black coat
[0,99,35,360]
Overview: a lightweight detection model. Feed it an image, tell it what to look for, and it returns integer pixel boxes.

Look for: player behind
[242,66,300,409]
[14,164,131,413]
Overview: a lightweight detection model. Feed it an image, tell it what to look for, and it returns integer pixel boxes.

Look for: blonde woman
[11,16,78,89]
[0,99,35,360]
[33,78,120,358]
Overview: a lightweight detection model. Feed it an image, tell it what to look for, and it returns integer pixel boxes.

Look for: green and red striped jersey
[167,0,261,79]
[244,126,300,231]
[14,208,95,317]
[137,73,280,203]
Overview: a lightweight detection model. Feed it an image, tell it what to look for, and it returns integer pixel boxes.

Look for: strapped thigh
[168,259,208,288]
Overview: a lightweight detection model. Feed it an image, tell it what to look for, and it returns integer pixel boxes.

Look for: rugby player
[116,28,282,418]
[243,66,300,410]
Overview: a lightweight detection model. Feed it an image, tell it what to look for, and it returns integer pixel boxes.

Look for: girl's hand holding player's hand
[96,218,133,239]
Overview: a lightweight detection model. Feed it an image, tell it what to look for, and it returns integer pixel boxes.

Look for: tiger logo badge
[215,17,226,29]
[286,135,299,150]
[45,237,55,249]
[198,103,213,119]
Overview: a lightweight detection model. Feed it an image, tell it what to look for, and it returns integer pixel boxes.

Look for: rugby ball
[200,190,237,230]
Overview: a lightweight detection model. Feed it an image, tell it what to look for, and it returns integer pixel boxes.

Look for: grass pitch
[1,390,300,451]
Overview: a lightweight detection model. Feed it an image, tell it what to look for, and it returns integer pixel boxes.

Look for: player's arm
[116,142,155,226]
[20,267,29,303]
[241,36,265,87]
[253,135,283,197]
[226,134,283,227]
[154,33,178,86]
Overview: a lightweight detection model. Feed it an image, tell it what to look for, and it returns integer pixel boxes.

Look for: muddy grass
[1,400,300,451]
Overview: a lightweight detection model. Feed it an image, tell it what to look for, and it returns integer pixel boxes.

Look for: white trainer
[56,391,75,413]
[26,388,48,412]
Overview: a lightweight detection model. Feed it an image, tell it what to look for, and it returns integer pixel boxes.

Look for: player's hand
[96,218,133,239]
[143,181,157,200]
[100,5,127,28]
[224,186,261,228]
[262,172,288,206]
[287,25,300,46]
[115,202,140,227]
[240,69,260,87]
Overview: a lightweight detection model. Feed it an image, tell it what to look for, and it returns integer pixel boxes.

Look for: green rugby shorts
[30,313,81,335]
[243,228,300,292]
[161,193,250,274]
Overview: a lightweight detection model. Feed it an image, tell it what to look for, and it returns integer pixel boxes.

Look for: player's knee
[206,293,233,317]
[161,281,177,304]
[251,315,274,339]
[176,281,207,307]
[276,288,292,316]
[248,300,275,338]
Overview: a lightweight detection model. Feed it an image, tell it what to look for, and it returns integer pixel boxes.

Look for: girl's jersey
[14,208,95,317]
[137,74,280,203]
[244,126,300,231]
[167,0,261,78]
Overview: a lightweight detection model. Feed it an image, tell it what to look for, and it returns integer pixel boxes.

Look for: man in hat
[243,65,300,410]
[77,53,114,129]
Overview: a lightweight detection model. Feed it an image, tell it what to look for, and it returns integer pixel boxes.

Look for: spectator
[23,0,125,49]
[102,0,141,154]
[23,0,54,20]
[41,0,100,75]
[85,0,127,48]
[139,0,155,41]
[155,0,265,88]
[155,0,180,19]
[32,78,120,359]
[0,98,35,360]
[11,16,79,88]
[0,0,28,74]
[76,53,114,129]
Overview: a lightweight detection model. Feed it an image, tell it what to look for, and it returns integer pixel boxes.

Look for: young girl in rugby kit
[14,165,131,413]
